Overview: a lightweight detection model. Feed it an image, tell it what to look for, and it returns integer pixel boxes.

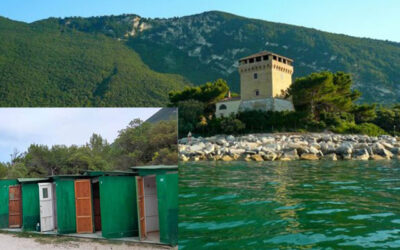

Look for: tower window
[219,104,227,110]
[249,58,254,63]
[283,59,287,64]
[263,55,269,61]
[254,73,258,79]
[255,89,260,96]
[273,55,277,60]
[256,56,261,62]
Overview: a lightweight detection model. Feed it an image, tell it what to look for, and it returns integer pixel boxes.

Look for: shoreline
[179,133,400,162]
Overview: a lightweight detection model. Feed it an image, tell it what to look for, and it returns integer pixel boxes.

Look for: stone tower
[238,51,294,101]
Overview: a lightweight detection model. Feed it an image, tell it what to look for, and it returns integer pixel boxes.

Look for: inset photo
[0,108,178,249]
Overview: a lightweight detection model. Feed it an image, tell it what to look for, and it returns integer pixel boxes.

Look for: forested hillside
[1,11,400,106]
[61,11,400,103]
[0,17,188,106]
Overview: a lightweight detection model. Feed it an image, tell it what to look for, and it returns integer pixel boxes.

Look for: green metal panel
[54,178,77,234]
[21,183,40,231]
[0,179,18,228]
[99,176,138,238]
[157,173,178,245]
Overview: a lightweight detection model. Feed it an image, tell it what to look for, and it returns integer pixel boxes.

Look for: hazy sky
[0,108,160,163]
[1,0,399,42]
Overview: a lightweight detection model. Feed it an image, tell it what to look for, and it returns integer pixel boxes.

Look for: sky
[0,108,160,163]
[1,0,399,42]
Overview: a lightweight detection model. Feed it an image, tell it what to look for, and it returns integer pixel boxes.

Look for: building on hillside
[216,51,295,118]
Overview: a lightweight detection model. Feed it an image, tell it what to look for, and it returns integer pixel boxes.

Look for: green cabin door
[99,176,137,238]
[157,173,178,245]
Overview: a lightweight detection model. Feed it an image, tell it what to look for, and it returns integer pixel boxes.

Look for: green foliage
[177,99,205,136]
[0,163,7,178]
[219,115,245,135]
[1,119,178,178]
[331,122,386,136]
[352,104,377,123]
[374,105,400,135]
[113,119,178,170]
[169,79,229,105]
[0,17,188,106]
[289,72,360,119]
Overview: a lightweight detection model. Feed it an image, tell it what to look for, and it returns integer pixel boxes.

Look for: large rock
[251,154,264,162]
[189,142,205,153]
[371,154,386,160]
[322,153,338,161]
[262,151,278,161]
[300,153,319,160]
[180,154,190,162]
[229,148,246,155]
[203,144,215,155]
[309,146,320,155]
[336,142,353,155]
[221,155,233,161]
[261,137,275,144]
[352,149,370,161]
[381,141,394,150]
[280,149,299,161]
[226,135,235,142]
[379,148,394,159]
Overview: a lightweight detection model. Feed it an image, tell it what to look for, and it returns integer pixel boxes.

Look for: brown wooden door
[75,179,93,233]
[9,185,22,228]
[137,176,147,239]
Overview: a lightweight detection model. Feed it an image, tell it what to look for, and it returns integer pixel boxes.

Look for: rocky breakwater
[179,133,400,162]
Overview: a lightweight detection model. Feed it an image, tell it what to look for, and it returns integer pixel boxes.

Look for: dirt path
[0,232,171,250]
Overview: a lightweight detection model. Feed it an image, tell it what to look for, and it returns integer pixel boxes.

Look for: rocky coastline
[179,133,400,162]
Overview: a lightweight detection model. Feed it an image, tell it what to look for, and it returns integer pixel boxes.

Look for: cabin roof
[81,170,135,176]
[17,178,49,183]
[131,165,178,176]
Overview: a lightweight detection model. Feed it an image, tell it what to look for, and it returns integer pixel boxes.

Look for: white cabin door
[39,183,55,232]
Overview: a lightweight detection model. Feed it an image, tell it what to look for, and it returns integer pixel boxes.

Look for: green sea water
[179,160,400,249]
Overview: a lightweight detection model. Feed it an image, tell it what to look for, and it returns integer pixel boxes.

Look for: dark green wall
[55,179,76,234]
[99,176,138,238]
[21,183,40,231]
[157,173,178,246]
[0,179,18,228]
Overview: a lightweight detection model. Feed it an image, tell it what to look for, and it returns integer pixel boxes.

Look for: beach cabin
[51,172,139,238]
[131,165,178,246]
[0,178,50,230]
[51,175,83,234]
[80,171,138,238]
[0,179,18,228]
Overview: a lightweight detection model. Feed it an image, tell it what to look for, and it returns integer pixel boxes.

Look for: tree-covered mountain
[146,107,178,123]
[60,11,400,104]
[0,16,188,106]
[1,11,400,106]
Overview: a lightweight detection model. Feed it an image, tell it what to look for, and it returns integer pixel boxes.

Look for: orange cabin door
[137,176,146,239]
[9,185,22,228]
[74,179,93,233]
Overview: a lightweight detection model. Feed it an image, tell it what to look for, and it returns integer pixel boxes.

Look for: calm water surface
[179,160,400,249]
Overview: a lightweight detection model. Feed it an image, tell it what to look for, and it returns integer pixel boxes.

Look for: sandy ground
[0,233,173,250]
